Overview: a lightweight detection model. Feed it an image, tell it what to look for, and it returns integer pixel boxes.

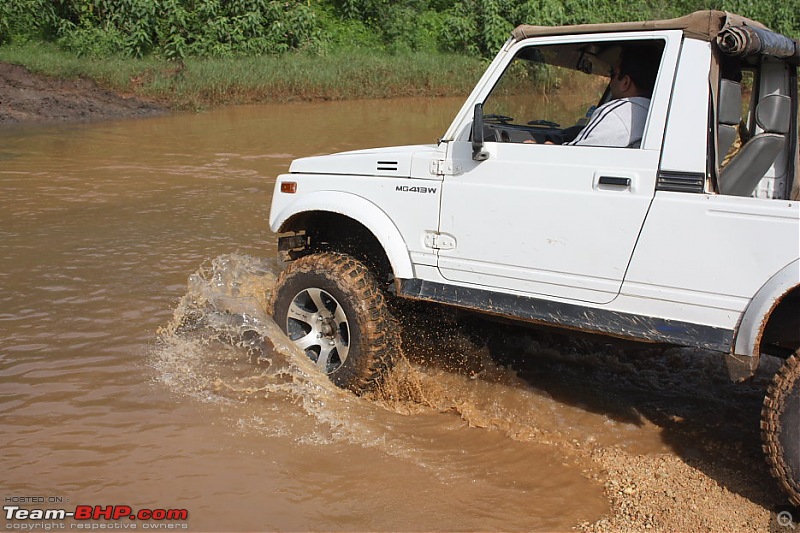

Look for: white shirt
[567,96,650,148]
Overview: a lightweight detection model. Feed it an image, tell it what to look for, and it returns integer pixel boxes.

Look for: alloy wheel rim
[285,287,350,374]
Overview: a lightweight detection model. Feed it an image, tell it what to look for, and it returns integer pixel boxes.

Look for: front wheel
[269,252,399,393]
[762,353,800,506]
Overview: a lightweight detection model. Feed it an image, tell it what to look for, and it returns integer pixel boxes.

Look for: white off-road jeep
[268,11,800,504]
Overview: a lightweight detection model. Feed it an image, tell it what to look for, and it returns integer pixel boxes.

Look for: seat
[717,79,742,163]
[719,93,791,197]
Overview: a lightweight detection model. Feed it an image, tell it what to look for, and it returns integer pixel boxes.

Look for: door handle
[598,176,631,187]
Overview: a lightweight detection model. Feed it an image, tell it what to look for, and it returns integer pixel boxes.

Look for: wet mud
[0,62,164,124]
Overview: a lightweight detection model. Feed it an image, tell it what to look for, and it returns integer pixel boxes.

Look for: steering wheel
[484,114,514,124]
[527,119,560,128]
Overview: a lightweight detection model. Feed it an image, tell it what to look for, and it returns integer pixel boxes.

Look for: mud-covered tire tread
[269,252,399,393]
[762,353,800,506]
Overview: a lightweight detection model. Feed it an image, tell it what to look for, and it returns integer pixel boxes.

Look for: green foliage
[3,0,323,58]
[0,41,486,108]
[721,0,800,37]
[382,6,447,53]
[0,0,59,44]
[1,0,799,58]
[440,3,480,55]
[331,0,389,22]
[317,12,382,52]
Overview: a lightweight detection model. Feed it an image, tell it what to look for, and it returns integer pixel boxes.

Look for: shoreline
[0,62,166,124]
[0,44,485,123]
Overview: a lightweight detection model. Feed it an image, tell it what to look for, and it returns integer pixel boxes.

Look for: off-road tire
[270,252,399,393]
[762,353,800,506]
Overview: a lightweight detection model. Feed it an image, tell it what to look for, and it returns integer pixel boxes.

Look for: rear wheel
[270,252,399,393]
[762,353,800,506]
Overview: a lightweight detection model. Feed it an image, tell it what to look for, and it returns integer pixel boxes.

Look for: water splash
[153,253,703,458]
[153,254,354,423]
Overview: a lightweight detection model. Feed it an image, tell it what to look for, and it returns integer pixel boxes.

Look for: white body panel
[269,28,799,357]
[289,145,440,181]
[659,39,711,175]
[435,31,681,304]
[437,141,659,303]
[735,260,800,356]
[270,145,445,279]
[624,193,800,328]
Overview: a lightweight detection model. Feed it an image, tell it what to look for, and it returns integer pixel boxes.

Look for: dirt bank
[0,62,164,124]
[395,309,793,532]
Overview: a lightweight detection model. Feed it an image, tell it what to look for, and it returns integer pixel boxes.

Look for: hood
[289,145,438,178]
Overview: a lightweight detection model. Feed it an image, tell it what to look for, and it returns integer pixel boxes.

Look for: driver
[566,46,661,148]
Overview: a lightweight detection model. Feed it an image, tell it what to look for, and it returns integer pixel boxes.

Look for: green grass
[0,42,487,110]
[0,42,162,88]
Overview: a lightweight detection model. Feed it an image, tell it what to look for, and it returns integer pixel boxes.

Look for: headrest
[718,79,742,125]
[756,94,792,133]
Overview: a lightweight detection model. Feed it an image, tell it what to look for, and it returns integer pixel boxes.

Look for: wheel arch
[734,259,800,361]
[271,191,414,283]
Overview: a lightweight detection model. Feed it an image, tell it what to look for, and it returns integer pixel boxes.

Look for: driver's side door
[436,35,675,305]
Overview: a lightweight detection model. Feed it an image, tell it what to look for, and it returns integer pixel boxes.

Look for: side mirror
[471,103,490,161]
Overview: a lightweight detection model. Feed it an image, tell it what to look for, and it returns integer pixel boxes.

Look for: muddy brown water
[0,98,771,531]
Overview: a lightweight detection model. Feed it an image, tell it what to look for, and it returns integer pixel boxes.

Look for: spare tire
[763,353,800,506]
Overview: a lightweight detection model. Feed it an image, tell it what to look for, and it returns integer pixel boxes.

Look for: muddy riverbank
[393,307,787,532]
[0,62,164,123]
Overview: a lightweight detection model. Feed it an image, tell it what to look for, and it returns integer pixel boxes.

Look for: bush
[0,0,58,44]
[44,0,325,58]
[1,0,798,58]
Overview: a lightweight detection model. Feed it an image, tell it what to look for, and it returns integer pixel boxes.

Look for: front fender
[733,258,800,358]
[270,190,415,280]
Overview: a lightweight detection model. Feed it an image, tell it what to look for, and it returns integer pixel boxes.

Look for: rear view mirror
[471,103,490,161]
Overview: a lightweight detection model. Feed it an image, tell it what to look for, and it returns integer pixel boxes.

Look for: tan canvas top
[512,10,767,42]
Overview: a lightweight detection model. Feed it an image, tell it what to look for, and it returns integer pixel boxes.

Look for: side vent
[656,171,705,194]
[377,160,399,172]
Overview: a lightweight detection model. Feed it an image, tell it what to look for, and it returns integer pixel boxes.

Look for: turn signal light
[280,182,297,194]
